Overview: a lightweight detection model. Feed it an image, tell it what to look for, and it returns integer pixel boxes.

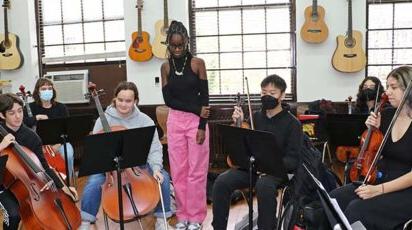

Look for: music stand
[78,126,156,230]
[36,114,94,185]
[325,114,368,184]
[0,155,9,185]
[217,124,287,230]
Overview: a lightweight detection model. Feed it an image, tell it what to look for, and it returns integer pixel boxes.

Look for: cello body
[43,145,66,176]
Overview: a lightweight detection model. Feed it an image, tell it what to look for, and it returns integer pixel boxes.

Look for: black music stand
[218,124,288,230]
[325,114,368,184]
[36,114,94,185]
[78,126,156,230]
[0,155,9,185]
[303,164,353,230]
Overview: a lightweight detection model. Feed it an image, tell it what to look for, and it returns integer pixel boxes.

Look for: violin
[349,93,388,183]
[0,125,81,229]
[86,82,160,222]
[335,96,360,163]
[17,85,67,176]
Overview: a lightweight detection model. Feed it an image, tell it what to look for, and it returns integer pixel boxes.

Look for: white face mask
[39,89,53,101]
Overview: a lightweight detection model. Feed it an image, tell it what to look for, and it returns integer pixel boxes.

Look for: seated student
[330,66,412,229]
[23,78,75,182]
[79,81,173,230]
[354,76,386,114]
[212,74,303,230]
[0,93,77,230]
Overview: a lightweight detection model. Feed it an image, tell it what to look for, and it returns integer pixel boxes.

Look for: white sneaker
[155,218,171,230]
[78,221,91,230]
[175,221,188,230]
[187,222,202,230]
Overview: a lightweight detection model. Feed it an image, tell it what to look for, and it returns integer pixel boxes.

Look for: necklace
[172,56,188,76]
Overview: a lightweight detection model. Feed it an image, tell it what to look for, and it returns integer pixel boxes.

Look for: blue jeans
[58,143,74,179]
[80,165,172,222]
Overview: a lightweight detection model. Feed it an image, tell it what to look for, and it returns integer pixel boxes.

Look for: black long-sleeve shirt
[0,123,63,188]
[23,102,69,128]
[253,107,303,173]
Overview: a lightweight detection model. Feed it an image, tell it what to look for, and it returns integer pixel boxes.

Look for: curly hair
[355,76,385,113]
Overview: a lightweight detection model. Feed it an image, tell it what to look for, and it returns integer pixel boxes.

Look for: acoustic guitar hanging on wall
[300,0,329,43]
[0,0,23,70]
[152,0,171,59]
[128,0,152,62]
[332,0,366,73]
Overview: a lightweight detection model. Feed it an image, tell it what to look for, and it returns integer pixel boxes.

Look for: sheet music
[303,164,352,230]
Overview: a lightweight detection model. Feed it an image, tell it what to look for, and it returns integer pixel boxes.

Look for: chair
[156,105,170,145]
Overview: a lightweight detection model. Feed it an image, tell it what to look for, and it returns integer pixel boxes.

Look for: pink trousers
[167,109,210,223]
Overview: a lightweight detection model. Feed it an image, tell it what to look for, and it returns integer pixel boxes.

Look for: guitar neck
[347,0,353,39]
[4,7,9,42]
[93,95,111,133]
[163,0,168,28]
[137,7,142,37]
[312,0,318,15]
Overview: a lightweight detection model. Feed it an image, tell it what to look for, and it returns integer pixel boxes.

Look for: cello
[86,83,160,224]
[17,85,67,176]
[0,125,80,229]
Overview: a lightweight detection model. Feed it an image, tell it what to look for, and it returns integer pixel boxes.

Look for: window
[189,0,296,101]
[38,0,125,64]
[367,0,412,85]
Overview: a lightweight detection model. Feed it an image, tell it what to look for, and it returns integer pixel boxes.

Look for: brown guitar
[332,0,366,73]
[128,0,153,62]
[0,0,23,70]
[300,0,329,43]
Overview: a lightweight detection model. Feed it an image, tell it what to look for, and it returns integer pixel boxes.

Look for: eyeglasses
[168,43,186,50]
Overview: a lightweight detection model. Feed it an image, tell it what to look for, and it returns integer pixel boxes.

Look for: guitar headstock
[85,82,104,99]
[2,0,10,9]
[136,0,144,9]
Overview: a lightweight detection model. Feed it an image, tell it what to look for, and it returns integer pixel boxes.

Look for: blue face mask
[39,89,53,101]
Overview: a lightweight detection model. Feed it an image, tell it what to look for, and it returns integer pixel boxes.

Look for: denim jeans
[80,165,172,222]
[58,142,74,180]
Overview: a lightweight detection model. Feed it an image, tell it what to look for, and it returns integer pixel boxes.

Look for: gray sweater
[92,105,163,172]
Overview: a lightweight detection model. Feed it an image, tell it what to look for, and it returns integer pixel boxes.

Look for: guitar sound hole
[344,54,357,58]
[3,53,12,57]
[308,29,322,33]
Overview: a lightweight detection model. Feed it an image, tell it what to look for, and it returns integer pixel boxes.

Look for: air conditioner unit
[44,70,89,104]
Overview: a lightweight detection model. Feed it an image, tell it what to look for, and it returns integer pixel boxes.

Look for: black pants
[212,169,282,230]
[0,190,20,230]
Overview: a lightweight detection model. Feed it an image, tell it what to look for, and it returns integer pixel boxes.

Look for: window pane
[368,30,392,49]
[85,43,105,54]
[64,24,83,44]
[62,0,82,23]
[207,71,220,95]
[42,0,61,24]
[244,69,267,94]
[218,0,241,7]
[198,54,219,69]
[219,10,241,35]
[44,46,64,58]
[43,25,63,45]
[394,49,412,65]
[106,41,126,52]
[65,44,84,56]
[368,50,392,65]
[194,0,218,8]
[268,51,291,67]
[220,35,242,52]
[368,4,393,29]
[267,34,290,50]
[195,12,218,36]
[196,37,219,53]
[367,66,392,85]
[84,22,104,43]
[220,53,242,69]
[244,35,266,51]
[267,68,292,94]
[243,9,266,34]
[243,0,266,5]
[83,0,103,21]
[243,52,266,69]
[394,3,412,28]
[394,30,412,48]
[220,70,243,94]
[267,8,290,32]
[104,0,124,19]
[105,20,125,41]
[267,0,289,3]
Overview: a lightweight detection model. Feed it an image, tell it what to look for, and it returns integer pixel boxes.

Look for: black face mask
[261,95,279,110]
[360,88,377,101]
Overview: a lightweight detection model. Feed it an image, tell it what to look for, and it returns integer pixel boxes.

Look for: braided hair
[166,20,190,58]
